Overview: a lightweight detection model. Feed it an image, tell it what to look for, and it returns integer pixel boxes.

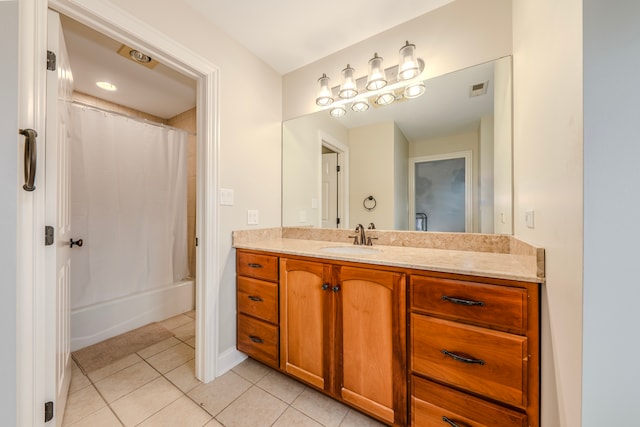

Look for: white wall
[0,2,18,423]
[513,1,583,426]
[282,114,348,227]
[479,115,494,233]
[393,124,409,230]
[493,55,513,234]
[349,122,396,229]
[583,1,640,424]
[105,0,283,358]
[283,0,513,120]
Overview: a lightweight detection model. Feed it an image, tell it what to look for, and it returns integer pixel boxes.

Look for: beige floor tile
[88,353,143,383]
[184,336,196,348]
[160,314,192,330]
[94,361,160,403]
[165,359,201,393]
[205,419,224,427]
[184,310,196,319]
[69,361,91,394]
[339,409,386,427]
[62,384,107,426]
[172,320,195,342]
[137,337,182,359]
[216,386,288,427]
[292,388,349,427]
[66,406,122,427]
[187,371,251,416]
[110,377,182,426]
[232,358,272,383]
[256,370,306,404]
[146,342,194,373]
[272,407,324,427]
[137,395,212,427]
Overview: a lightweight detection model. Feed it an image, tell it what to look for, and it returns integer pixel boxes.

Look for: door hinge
[47,50,56,71]
[336,165,341,172]
[195,237,199,247]
[45,226,54,246]
[336,217,340,226]
[44,401,53,422]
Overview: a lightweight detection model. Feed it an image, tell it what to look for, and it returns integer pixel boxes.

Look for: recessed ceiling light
[96,81,117,91]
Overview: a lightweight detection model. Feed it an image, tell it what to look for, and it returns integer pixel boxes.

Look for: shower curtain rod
[71,100,197,136]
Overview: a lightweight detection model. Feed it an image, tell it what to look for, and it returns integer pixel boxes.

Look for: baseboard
[217,347,247,376]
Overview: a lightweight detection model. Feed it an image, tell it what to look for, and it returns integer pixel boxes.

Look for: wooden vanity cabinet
[409,274,540,427]
[236,251,280,368]
[280,258,407,426]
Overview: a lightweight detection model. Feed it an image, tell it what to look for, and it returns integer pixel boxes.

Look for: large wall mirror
[282,56,513,234]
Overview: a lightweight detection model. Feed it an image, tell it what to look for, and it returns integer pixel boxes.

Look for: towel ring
[363,195,377,211]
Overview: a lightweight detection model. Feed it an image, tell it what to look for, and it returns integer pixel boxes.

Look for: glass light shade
[404,81,425,98]
[316,73,334,106]
[351,99,369,112]
[339,64,358,99]
[329,105,346,118]
[398,41,419,81]
[375,92,396,106]
[366,53,387,91]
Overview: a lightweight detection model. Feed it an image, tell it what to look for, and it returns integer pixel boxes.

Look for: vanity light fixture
[316,73,334,106]
[339,65,358,99]
[330,105,347,118]
[315,40,426,118]
[351,99,369,112]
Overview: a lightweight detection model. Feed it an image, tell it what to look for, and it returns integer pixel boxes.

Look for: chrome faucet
[349,224,367,245]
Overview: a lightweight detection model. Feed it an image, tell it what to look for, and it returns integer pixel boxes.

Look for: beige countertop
[233,228,544,283]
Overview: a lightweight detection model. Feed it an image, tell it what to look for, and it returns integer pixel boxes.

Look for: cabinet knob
[322,283,330,291]
[332,285,340,293]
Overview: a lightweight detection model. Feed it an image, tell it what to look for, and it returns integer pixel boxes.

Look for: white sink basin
[319,246,380,255]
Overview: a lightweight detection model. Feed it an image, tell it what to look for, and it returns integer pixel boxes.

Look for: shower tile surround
[72,92,197,278]
[233,227,544,282]
[63,311,382,426]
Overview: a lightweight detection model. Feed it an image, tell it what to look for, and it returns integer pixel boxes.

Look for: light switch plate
[525,210,535,228]
[247,209,259,225]
[220,188,234,206]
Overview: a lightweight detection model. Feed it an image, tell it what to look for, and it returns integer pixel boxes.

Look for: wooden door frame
[17,0,221,423]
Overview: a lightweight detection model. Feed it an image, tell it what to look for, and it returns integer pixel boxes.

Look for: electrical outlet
[247,209,259,225]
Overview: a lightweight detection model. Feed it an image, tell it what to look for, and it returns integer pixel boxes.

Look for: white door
[45,10,73,425]
[321,152,339,228]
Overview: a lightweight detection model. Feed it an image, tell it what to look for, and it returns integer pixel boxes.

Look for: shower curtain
[70,105,189,310]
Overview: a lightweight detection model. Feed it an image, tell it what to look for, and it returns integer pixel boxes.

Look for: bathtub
[70,279,195,351]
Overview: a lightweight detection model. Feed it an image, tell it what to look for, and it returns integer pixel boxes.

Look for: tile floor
[63,312,385,427]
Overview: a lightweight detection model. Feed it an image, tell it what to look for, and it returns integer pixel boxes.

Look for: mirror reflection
[282,57,513,234]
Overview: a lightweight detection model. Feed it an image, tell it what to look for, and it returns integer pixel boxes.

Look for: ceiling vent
[469,81,489,97]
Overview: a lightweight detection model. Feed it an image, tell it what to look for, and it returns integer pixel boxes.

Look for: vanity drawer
[237,313,279,367]
[411,376,527,427]
[237,251,279,282]
[411,314,527,408]
[411,275,527,334]
[238,276,278,323]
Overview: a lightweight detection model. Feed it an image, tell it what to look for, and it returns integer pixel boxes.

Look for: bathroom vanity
[234,228,543,427]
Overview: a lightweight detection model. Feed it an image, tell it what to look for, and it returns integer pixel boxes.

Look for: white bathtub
[70,279,195,351]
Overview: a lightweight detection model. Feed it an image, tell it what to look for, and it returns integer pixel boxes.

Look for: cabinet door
[280,259,332,391]
[338,266,407,426]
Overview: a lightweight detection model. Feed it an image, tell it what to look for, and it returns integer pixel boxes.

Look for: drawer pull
[441,349,485,365]
[249,335,264,343]
[248,295,263,302]
[442,416,465,427]
[441,295,485,307]
[247,263,263,269]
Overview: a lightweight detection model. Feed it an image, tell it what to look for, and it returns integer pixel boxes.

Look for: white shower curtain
[70,105,189,310]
